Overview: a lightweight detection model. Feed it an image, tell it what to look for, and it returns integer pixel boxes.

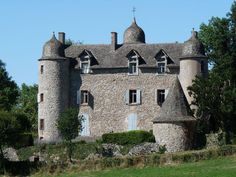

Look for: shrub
[102,130,155,145]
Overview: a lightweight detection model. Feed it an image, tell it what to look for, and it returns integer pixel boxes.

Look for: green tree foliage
[0,110,19,174]
[57,107,83,162]
[14,84,38,132]
[0,60,19,111]
[188,2,236,136]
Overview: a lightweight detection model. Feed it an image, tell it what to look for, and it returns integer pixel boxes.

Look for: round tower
[38,33,69,143]
[179,29,207,105]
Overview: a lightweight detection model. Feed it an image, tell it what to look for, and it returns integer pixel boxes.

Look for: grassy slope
[35,155,236,177]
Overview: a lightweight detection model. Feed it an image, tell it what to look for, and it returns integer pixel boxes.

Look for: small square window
[40,119,44,130]
[81,90,89,105]
[40,93,44,102]
[157,89,165,106]
[40,65,44,74]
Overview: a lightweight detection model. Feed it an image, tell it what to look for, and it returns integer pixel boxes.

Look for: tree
[188,2,236,138]
[57,107,83,162]
[0,60,19,111]
[14,84,38,132]
[0,111,19,174]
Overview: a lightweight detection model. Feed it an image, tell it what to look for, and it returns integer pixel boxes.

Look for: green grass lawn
[35,155,236,177]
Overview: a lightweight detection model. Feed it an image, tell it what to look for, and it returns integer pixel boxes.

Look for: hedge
[101,130,155,145]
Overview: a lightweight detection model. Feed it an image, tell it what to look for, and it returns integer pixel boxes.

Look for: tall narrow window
[81,90,89,105]
[128,56,138,75]
[129,90,137,104]
[201,60,205,73]
[40,93,44,102]
[40,119,44,130]
[157,89,165,106]
[40,65,44,74]
[157,56,166,74]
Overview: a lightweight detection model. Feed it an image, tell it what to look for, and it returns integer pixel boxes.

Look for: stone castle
[38,18,208,152]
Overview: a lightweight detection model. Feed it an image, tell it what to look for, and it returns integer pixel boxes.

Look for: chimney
[111,32,117,50]
[58,32,65,44]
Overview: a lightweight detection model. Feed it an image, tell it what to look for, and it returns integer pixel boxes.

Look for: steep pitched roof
[152,77,196,123]
[65,43,184,68]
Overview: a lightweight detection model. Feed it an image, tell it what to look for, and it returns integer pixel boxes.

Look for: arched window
[128,113,138,130]
[80,113,90,136]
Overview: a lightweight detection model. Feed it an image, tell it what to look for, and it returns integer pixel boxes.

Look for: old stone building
[38,18,207,152]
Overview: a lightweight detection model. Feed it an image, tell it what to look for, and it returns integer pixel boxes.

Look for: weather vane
[132,7,136,19]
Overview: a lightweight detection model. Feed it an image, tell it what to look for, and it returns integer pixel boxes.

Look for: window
[157,56,166,74]
[77,90,90,105]
[81,90,89,105]
[128,56,138,75]
[80,60,90,73]
[128,113,137,130]
[40,65,44,74]
[125,89,141,105]
[129,90,137,104]
[40,119,44,130]
[40,93,44,102]
[157,89,165,106]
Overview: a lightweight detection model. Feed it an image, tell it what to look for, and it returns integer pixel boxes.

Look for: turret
[38,32,69,143]
[179,29,208,106]
[123,18,145,44]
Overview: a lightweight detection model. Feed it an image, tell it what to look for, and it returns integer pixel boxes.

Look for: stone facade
[38,19,207,151]
[70,69,177,136]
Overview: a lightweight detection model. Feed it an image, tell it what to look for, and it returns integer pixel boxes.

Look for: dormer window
[79,50,98,74]
[127,50,142,75]
[128,56,138,75]
[157,57,166,74]
[80,56,90,74]
[155,49,174,75]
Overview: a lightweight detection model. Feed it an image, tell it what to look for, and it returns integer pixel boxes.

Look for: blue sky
[0,0,234,86]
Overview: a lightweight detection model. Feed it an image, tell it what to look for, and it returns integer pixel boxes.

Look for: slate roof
[40,33,66,60]
[65,43,184,68]
[152,77,196,123]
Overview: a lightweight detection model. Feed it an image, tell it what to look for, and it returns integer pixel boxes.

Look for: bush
[8,133,33,149]
[102,130,155,145]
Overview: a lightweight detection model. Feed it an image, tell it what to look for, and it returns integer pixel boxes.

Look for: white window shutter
[128,113,137,131]
[165,89,169,99]
[155,89,157,104]
[137,90,141,104]
[125,90,129,104]
[77,90,81,105]
[37,93,40,103]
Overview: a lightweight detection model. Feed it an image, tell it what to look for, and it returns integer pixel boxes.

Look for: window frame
[81,90,89,105]
[39,119,44,130]
[156,55,167,75]
[125,89,141,105]
[128,55,139,75]
[40,93,44,102]
[80,55,90,74]
[40,65,44,74]
[157,89,165,106]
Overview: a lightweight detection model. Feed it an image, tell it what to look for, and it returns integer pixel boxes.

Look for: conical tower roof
[40,33,65,60]
[153,77,196,123]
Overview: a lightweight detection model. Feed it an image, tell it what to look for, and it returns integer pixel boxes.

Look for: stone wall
[153,123,192,152]
[70,68,177,137]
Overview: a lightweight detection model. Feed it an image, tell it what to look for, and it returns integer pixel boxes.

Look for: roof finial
[132,6,136,22]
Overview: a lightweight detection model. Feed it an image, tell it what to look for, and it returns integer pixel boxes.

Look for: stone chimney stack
[111,32,117,50]
[58,32,65,44]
